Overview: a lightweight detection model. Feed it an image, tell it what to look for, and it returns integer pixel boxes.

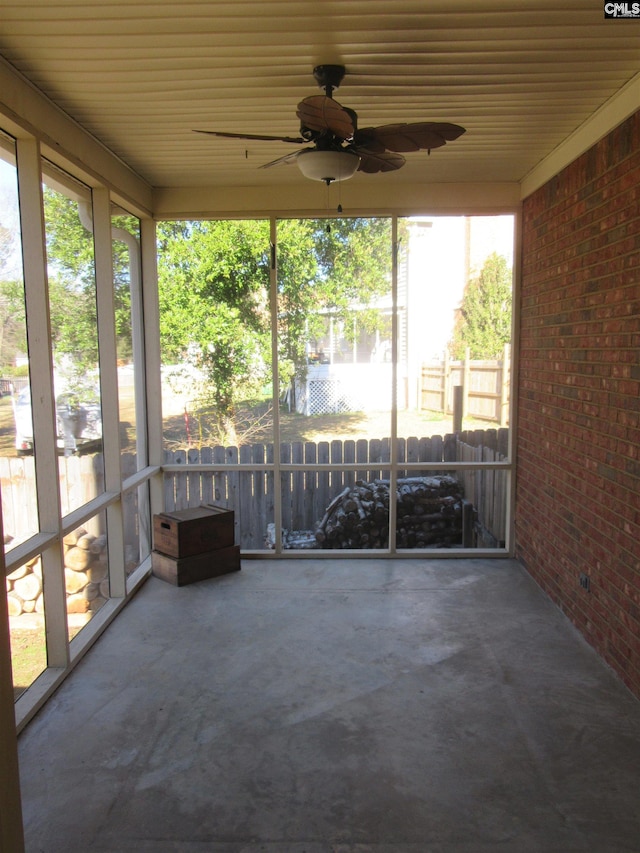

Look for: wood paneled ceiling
[0,0,638,192]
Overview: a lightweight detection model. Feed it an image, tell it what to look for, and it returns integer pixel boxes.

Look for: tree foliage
[111,215,140,362]
[450,252,512,359]
[157,217,392,438]
[157,219,272,423]
[276,217,391,388]
[0,186,27,371]
[3,180,393,442]
[43,187,134,370]
[0,279,27,371]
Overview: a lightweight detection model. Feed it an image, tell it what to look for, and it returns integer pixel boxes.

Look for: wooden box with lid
[152,504,239,586]
[153,504,234,559]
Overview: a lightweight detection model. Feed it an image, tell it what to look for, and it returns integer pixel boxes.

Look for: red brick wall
[516,110,640,697]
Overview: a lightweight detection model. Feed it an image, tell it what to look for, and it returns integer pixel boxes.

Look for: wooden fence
[1,428,508,558]
[0,377,28,397]
[421,345,510,426]
[0,452,141,565]
[163,428,509,550]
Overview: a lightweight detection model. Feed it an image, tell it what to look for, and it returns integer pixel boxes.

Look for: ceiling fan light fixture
[297,149,360,184]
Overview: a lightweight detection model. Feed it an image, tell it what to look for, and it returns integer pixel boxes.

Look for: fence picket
[226,445,239,524]
[200,446,213,505]
[304,442,318,532]
[213,446,227,505]
[265,441,275,538]
[280,442,292,531]
[368,438,381,481]
[316,441,330,522]
[343,440,355,490]
[251,443,267,549]
[291,442,305,530]
[238,445,254,549]
[173,449,188,507]
[356,438,368,483]
[330,440,343,495]
[187,447,201,507]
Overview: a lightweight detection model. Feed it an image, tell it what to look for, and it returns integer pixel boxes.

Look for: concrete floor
[18,558,640,853]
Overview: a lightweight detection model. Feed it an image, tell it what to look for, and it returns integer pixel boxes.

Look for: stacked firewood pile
[6,527,109,618]
[315,475,470,549]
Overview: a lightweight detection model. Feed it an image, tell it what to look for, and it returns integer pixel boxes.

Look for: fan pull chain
[326,182,331,232]
[324,180,345,233]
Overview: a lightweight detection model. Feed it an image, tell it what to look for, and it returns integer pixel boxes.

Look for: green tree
[157,219,272,440]
[0,279,27,371]
[277,217,391,393]
[36,205,393,442]
[43,187,99,380]
[450,252,512,359]
[157,217,392,442]
[0,208,28,371]
[111,215,140,363]
[43,188,134,369]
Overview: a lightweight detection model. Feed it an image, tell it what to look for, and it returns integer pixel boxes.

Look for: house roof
[0,0,638,205]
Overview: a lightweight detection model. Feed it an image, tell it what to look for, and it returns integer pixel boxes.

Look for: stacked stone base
[6,527,109,618]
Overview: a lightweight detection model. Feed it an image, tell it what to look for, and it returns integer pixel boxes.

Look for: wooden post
[463,347,471,420]
[453,385,463,433]
[500,343,510,427]
[443,350,450,415]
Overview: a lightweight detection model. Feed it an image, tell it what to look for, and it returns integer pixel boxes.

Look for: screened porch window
[159,214,514,554]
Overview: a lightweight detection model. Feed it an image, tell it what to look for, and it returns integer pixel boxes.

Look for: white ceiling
[0,0,639,193]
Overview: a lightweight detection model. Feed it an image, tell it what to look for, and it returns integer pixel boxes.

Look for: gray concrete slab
[18,559,640,852]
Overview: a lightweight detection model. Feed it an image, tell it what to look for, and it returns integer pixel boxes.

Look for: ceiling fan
[194,65,466,184]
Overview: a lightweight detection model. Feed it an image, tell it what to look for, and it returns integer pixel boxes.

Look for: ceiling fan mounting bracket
[313,65,346,95]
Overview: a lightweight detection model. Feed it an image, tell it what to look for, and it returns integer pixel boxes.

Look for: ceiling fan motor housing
[313,64,346,95]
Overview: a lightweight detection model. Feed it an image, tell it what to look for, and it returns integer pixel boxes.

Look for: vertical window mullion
[505,210,521,554]
[140,218,163,526]
[92,187,125,597]
[388,216,399,553]
[270,217,283,554]
[16,138,68,667]
[126,225,148,468]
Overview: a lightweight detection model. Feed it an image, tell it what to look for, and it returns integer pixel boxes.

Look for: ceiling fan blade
[354,122,466,153]
[296,96,355,140]
[259,149,310,169]
[353,149,406,174]
[193,129,305,144]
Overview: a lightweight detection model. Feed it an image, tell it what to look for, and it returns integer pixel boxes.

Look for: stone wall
[6,527,109,618]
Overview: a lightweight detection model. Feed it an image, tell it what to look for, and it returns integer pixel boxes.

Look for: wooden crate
[153,504,234,558]
[151,544,241,587]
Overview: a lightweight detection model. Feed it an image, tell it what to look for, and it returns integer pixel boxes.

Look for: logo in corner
[604,2,640,16]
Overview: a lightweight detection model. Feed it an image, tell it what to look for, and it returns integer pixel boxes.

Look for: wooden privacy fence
[0,429,508,559]
[421,345,511,426]
[0,452,141,565]
[163,428,509,550]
